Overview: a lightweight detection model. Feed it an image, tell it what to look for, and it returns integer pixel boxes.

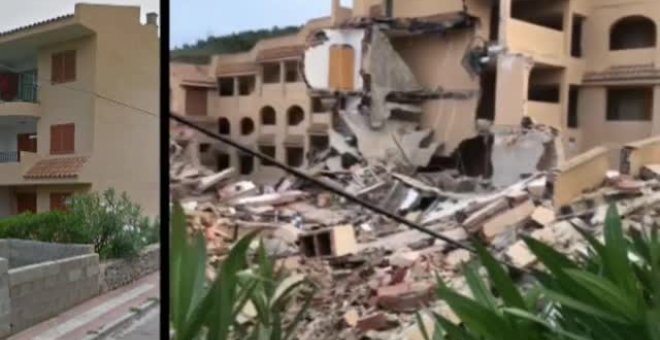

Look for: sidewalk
[8,272,160,340]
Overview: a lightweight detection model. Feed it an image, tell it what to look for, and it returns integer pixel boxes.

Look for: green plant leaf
[464,261,498,311]
[473,240,526,310]
[541,289,629,324]
[603,204,638,296]
[437,285,513,339]
[564,269,640,320]
[206,230,260,340]
[431,311,476,340]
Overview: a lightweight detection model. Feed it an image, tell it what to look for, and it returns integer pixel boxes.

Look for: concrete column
[331,0,341,25]
[0,258,10,338]
[233,77,239,96]
[494,54,533,126]
[498,0,511,47]
[652,85,660,135]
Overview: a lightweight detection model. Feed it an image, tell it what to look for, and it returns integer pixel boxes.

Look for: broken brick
[356,313,398,332]
[376,282,435,313]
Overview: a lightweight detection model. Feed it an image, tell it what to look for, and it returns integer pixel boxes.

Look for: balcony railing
[0,152,19,164]
[0,71,38,104]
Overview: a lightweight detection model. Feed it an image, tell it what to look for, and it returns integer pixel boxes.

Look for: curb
[83,298,160,340]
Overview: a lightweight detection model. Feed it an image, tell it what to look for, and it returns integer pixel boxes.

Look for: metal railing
[0,152,19,163]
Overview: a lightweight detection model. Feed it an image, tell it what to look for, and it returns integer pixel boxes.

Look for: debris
[506,240,536,268]
[300,225,357,257]
[481,199,534,242]
[531,206,556,227]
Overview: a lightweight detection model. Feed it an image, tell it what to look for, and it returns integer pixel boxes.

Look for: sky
[171,0,353,48]
[0,0,160,33]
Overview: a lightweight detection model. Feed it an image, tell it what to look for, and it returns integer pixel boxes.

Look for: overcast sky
[171,0,353,48]
[0,0,159,33]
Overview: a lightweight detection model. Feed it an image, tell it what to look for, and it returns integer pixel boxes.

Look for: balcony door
[16,133,37,161]
[15,193,37,214]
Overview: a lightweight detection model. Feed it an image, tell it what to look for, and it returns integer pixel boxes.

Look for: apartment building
[173,0,660,180]
[0,4,160,218]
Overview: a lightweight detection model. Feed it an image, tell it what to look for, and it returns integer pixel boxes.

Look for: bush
[0,189,158,260]
[67,188,158,259]
[420,204,660,340]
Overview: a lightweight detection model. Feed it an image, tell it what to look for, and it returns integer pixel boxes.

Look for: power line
[0,62,159,119]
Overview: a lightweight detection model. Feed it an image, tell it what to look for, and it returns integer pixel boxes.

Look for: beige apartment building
[0,4,160,218]
[173,0,660,181]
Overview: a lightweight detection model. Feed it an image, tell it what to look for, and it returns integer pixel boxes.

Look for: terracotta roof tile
[24,156,88,179]
[0,14,74,37]
[257,45,305,62]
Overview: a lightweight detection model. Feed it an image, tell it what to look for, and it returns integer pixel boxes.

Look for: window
[199,143,211,153]
[238,76,255,95]
[185,87,207,116]
[571,15,585,58]
[218,117,230,134]
[286,147,304,167]
[217,152,230,171]
[51,50,76,84]
[610,16,656,50]
[607,87,653,121]
[568,85,579,128]
[240,117,255,135]
[287,106,305,126]
[239,153,254,174]
[50,123,75,155]
[528,84,560,103]
[284,61,300,83]
[218,77,234,96]
[262,63,281,84]
[310,135,329,151]
[260,106,276,125]
[258,145,276,166]
[50,193,72,212]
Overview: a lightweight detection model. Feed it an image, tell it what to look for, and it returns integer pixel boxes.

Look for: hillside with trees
[170,26,301,64]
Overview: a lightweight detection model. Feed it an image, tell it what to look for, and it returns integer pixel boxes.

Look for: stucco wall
[0,188,12,219]
[75,5,160,218]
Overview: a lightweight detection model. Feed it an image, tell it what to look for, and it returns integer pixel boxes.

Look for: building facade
[0,4,160,218]
[173,0,660,181]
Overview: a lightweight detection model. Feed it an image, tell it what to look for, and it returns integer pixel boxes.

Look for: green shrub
[67,188,157,259]
[420,204,660,340]
[170,203,315,340]
[0,189,158,260]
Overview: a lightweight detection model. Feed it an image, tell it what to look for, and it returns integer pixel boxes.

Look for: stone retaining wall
[99,244,160,293]
[0,239,93,269]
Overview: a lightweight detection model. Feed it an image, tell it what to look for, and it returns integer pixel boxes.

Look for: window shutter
[50,193,72,211]
[51,53,62,83]
[50,125,61,154]
[63,123,75,153]
[64,51,76,82]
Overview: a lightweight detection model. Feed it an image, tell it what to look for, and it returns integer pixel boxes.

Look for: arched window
[218,117,230,135]
[240,117,255,135]
[260,106,276,125]
[287,105,305,126]
[610,16,656,50]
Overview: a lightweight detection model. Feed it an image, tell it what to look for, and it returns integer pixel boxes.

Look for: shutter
[63,123,75,153]
[329,45,355,91]
[50,193,72,211]
[64,51,76,82]
[51,53,62,83]
[50,125,61,154]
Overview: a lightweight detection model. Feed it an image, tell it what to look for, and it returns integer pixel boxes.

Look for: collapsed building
[171,0,660,187]
[170,1,660,337]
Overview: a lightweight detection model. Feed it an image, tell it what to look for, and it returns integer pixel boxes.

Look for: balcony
[507,19,565,66]
[0,151,19,164]
[0,71,40,118]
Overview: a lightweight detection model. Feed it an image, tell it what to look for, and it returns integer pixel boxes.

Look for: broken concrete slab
[229,191,308,206]
[531,206,556,227]
[482,199,534,242]
[506,240,536,268]
[196,168,235,192]
[491,128,555,187]
[552,147,610,208]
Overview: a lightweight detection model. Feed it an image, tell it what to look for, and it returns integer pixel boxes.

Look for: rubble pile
[170,131,660,340]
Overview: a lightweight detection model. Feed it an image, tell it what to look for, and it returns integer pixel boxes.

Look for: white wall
[304,29,366,91]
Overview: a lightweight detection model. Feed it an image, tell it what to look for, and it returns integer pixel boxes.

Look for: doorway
[15,192,36,214]
[16,133,36,161]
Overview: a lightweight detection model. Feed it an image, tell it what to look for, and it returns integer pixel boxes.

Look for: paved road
[111,307,160,340]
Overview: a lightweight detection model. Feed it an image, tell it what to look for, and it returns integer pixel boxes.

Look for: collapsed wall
[302,13,558,188]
